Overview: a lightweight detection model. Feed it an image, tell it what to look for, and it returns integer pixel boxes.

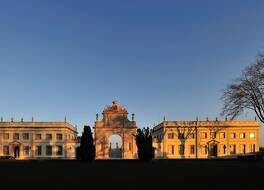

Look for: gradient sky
[0,0,264,143]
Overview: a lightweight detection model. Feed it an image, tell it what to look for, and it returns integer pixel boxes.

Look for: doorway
[209,144,218,158]
[14,146,20,158]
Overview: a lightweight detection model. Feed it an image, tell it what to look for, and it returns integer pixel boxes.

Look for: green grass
[0,159,263,189]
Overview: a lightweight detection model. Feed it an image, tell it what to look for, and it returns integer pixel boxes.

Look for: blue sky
[0,0,264,142]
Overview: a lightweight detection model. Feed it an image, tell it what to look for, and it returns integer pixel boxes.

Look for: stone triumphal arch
[94,101,137,159]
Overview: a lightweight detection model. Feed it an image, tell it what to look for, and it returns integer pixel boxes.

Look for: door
[212,144,218,157]
[209,144,218,158]
[14,146,20,158]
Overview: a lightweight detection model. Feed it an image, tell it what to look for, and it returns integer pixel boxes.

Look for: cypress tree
[80,126,95,162]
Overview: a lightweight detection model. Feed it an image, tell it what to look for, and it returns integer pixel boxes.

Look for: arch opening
[108,134,123,159]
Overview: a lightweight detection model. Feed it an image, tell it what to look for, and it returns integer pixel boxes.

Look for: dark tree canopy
[135,127,154,161]
[80,125,95,162]
[221,54,264,123]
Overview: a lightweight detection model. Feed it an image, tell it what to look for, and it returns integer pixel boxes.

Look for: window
[56,134,63,140]
[201,132,207,139]
[129,143,132,151]
[230,133,236,139]
[167,133,174,139]
[171,145,175,155]
[3,145,9,155]
[190,145,195,155]
[220,132,226,139]
[189,133,195,139]
[23,146,30,156]
[230,145,236,155]
[13,133,19,140]
[46,146,52,156]
[202,145,208,154]
[250,133,255,139]
[56,146,63,156]
[250,144,256,153]
[3,133,9,140]
[23,133,29,140]
[239,133,246,139]
[36,146,42,156]
[179,145,185,155]
[178,133,184,139]
[220,145,226,154]
[46,134,52,140]
[210,132,216,139]
[168,145,175,155]
[240,144,246,154]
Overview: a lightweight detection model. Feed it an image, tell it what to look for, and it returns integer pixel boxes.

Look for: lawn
[0,159,263,189]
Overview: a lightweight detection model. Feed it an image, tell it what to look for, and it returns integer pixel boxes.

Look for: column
[227,128,230,156]
[0,133,2,156]
[31,132,35,159]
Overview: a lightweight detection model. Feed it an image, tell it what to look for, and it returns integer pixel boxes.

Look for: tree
[174,126,195,159]
[221,53,264,124]
[135,127,154,161]
[80,125,95,162]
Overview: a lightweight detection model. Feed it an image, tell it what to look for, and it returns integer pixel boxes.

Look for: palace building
[152,120,260,159]
[0,119,78,159]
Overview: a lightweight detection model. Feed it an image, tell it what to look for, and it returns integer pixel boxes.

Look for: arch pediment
[9,141,22,146]
[206,139,220,144]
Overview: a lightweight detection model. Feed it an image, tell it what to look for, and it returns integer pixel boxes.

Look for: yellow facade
[0,121,78,160]
[152,120,260,159]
